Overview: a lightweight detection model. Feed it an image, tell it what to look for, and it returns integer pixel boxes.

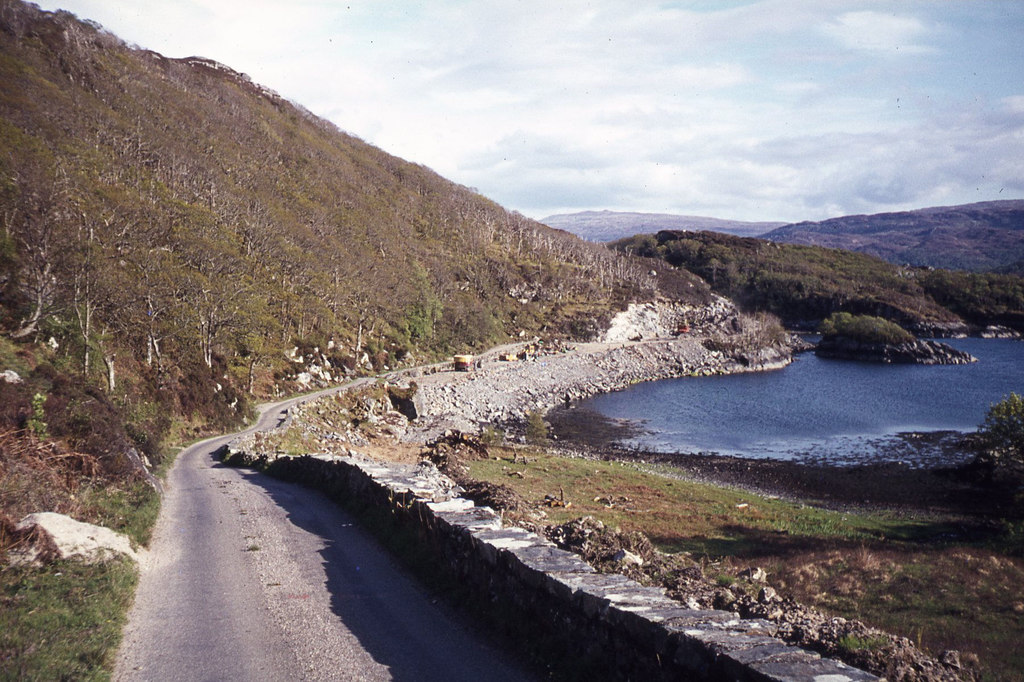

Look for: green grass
[838,634,890,654]
[79,481,161,549]
[0,558,137,681]
[467,452,926,556]
[0,336,33,376]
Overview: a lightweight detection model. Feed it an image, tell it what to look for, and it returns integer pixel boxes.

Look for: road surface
[115,394,533,681]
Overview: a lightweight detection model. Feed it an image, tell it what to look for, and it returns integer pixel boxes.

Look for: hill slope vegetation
[0,0,712,477]
[0,0,712,456]
[615,230,1024,333]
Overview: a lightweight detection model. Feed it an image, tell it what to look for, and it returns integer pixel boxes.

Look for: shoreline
[400,334,794,443]
[544,406,1020,520]
[240,322,1021,681]
[387,328,1015,519]
[370,312,1017,519]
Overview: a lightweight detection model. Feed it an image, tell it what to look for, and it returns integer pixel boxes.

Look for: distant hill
[540,211,785,242]
[764,201,1024,273]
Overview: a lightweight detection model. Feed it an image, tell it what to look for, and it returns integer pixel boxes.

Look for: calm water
[578,338,1024,466]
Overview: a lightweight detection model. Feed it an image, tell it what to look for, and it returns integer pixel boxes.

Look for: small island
[815,312,977,365]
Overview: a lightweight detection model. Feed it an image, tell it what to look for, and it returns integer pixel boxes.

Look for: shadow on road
[226,454,533,682]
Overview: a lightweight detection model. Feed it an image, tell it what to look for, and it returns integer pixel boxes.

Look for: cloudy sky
[35,0,1024,223]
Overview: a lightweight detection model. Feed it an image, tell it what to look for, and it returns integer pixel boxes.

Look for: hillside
[0,0,711,458]
[615,230,1024,333]
[764,200,1024,273]
[541,210,784,242]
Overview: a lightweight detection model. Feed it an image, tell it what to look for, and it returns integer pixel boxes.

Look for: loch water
[577,338,1024,467]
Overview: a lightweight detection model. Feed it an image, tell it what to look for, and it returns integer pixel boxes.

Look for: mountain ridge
[764,200,1024,273]
[540,210,785,242]
[544,201,1024,274]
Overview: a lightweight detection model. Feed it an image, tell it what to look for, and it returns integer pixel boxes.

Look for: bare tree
[5,168,70,339]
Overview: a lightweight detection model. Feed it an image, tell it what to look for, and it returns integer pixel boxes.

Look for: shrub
[818,312,914,346]
[480,424,505,447]
[977,393,1024,476]
[525,410,548,443]
[27,392,48,438]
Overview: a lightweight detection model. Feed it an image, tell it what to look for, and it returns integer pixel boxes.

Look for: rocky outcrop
[978,324,1023,339]
[600,296,736,343]
[0,369,23,383]
[906,320,971,339]
[816,337,977,365]
[6,512,138,566]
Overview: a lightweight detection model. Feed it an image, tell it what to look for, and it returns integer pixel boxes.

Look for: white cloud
[30,0,1024,222]
[1002,95,1024,114]
[823,10,937,55]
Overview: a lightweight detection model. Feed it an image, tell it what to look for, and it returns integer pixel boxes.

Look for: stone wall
[226,446,878,681]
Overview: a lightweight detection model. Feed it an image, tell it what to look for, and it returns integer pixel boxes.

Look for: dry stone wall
[226,445,878,682]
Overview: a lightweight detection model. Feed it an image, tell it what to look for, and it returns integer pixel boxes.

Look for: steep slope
[0,2,713,428]
[763,201,1024,273]
[541,210,784,242]
[0,0,724,481]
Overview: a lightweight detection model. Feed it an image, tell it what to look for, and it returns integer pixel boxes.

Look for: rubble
[544,516,975,681]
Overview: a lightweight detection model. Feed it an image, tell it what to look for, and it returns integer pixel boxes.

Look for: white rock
[10,512,138,566]
[1,369,22,383]
[613,548,644,567]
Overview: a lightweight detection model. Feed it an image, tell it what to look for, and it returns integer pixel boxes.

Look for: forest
[615,230,1024,333]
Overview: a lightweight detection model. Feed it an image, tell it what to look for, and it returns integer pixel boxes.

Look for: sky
[33,0,1024,223]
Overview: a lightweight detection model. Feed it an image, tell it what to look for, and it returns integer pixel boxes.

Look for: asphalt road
[115,395,533,681]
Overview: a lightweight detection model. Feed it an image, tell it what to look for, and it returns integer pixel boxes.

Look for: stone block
[573,573,638,619]
[426,498,475,513]
[510,543,593,589]
[744,654,881,682]
[434,507,502,533]
[541,568,597,602]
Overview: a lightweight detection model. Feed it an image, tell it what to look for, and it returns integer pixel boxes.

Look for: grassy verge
[0,558,138,681]
[1,471,164,680]
[466,448,1024,680]
[80,481,161,550]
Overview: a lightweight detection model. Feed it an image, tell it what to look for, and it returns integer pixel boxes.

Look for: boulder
[612,548,644,567]
[742,566,768,582]
[8,512,138,566]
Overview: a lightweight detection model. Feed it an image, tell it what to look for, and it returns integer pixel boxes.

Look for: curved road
[115,391,533,681]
